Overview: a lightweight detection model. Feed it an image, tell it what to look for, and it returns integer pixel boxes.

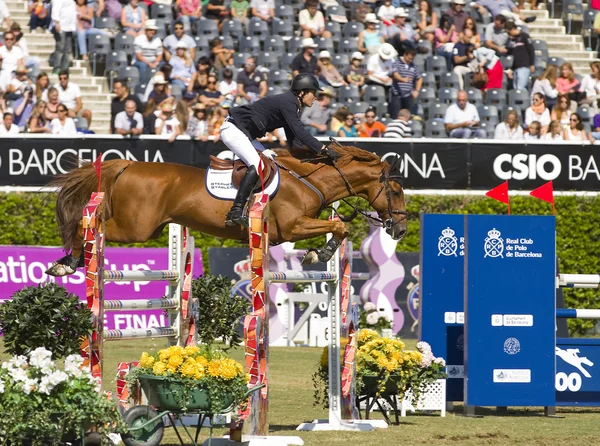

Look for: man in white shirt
[11,23,40,77]
[367,43,396,86]
[250,0,275,23]
[444,90,487,138]
[0,0,11,31]
[54,69,93,126]
[162,20,196,61]
[0,31,24,77]
[115,99,143,136]
[51,0,76,73]
[6,66,33,99]
[298,0,331,39]
[0,112,20,134]
[133,19,164,84]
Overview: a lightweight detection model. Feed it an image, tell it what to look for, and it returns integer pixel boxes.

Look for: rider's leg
[220,121,264,226]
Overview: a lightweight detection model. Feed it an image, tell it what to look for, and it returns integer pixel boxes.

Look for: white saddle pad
[205,165,280,201]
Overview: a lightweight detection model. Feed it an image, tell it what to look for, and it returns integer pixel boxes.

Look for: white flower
[29,347,53,368]
[9,367,28,383]
[64,355,85,377]
[366,312,380,325]
[21,378,37,395]
[3,355,28,371]
[416,341,432,354]
[47,370,68,386]
[0,379,4,393]
[421,351,435,367]
[434,357,446,367]
[363,302,376,312]
[38,378,53,395]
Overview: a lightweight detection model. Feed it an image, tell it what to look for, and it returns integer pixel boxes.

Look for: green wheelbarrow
[122,375,264,446]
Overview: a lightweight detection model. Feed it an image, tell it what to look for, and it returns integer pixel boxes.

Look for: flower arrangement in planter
[358,302,392,334]
[0,347,123,444]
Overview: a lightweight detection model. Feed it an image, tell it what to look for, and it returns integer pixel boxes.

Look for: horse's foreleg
[287,217,349,265]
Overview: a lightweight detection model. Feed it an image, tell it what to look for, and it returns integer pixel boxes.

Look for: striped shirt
[383,119,412,138]
[134,34,163,64]
[391,57,421,98]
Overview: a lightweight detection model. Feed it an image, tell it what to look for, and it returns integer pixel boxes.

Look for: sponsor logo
[493,369,531,383]
[438,227,458,257]
[493,153,561,181]
[484,228,504,258]
[504,337,521,355]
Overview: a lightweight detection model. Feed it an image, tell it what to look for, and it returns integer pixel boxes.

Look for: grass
[4,340,600,445]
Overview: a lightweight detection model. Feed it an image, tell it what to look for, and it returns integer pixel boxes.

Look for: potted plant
[358,302,393,337]
[0,348,124,444]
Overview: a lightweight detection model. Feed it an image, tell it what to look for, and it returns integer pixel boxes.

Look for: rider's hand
[322,146,342,162]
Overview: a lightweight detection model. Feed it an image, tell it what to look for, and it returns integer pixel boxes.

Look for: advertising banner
[0,245,204,330]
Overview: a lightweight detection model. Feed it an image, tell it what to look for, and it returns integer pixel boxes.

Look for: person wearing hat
[6,64,33,100]
[444,0,470,33]
[155,101,181,142]
[186,102,209,140]
[358,13,384,55]
[317,50,346,88]
[300,86,336,136]
[291,37,319,78]
[50,0,76,73]
[380,8,420,57]
[299,0,331,39]
[148,72,171,104]
[163,20,196,61]
[133,19,164,84]
[367,43,396,87]
[168,40,195,89]
[344,52,366,89]
[220,73,341,227]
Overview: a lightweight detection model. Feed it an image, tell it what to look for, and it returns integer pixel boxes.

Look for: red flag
[485,181,510,214]
[530,181,555,215]
[93,154,102,192]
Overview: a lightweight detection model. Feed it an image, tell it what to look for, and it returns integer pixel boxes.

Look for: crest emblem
[438,227,458,257]
[456,334,464,352]
[484,228,504,258]
[504,337,521,355]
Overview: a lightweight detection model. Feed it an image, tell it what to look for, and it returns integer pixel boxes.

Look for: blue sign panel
[419,214,465,401]
[556,338,600,406]
[464,215,556,407]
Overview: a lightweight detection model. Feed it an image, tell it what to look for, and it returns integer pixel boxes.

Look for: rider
[220,73,341,227]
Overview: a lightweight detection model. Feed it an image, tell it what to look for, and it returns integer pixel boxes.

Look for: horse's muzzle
[385,219,407,240]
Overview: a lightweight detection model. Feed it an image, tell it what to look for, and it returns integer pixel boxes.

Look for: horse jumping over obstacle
[45,141,407,277]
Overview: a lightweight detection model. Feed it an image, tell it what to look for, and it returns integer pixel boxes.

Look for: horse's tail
[51,159,134,252]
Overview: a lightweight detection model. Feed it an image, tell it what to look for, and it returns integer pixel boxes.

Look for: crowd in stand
[0,0,593,140]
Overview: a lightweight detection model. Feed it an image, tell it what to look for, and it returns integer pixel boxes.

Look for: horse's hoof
[301,250,319,265]
[45,263,74,277]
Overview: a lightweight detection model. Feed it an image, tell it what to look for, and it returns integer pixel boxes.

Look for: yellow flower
[208,360,222,378]
[320,346,329,367]
[196,356,208,367]
[152,362,167,376]
[357,329,379,346]
[140,352,155,368]
[168,354,184,370]
[183,345,200,357]
[219,358,242,380]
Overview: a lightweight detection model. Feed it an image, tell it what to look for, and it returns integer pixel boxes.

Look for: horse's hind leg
[46,220,85,277]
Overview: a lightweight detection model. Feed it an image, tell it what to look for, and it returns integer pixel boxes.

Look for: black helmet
[291,73,322,94]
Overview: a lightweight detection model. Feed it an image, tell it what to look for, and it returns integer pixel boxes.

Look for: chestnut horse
[46,141,407,277]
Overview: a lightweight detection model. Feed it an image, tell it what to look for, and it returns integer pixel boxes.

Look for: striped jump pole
[557,274,600,289]
[81,192,195,390]
[556,309,600,319]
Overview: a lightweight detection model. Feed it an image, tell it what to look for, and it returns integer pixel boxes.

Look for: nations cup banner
[0,245,204,330]
[1,136,600,191]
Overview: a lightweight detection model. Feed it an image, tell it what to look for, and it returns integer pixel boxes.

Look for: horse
[45,140,408,277]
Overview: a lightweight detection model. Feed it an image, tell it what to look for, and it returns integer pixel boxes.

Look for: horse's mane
[273,144,381,165]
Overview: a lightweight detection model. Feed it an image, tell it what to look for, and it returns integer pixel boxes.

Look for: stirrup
[225,206,249,228]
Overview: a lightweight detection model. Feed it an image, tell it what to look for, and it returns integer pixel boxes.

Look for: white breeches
[220,120,266,170]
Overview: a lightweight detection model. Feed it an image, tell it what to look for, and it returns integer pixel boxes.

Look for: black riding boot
[225,166,260,227]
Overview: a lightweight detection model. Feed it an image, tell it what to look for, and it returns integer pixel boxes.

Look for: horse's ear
[388,155,401,173]
[329,137,342,149]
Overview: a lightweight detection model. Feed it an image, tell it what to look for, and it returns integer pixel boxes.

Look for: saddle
[209,152,277,190]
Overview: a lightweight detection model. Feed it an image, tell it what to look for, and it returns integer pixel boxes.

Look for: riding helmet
[291,73,322,94]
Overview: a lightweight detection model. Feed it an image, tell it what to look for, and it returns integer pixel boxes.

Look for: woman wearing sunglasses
[50,103,77,134]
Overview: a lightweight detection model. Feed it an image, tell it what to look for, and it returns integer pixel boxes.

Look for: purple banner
[0,245,203,330]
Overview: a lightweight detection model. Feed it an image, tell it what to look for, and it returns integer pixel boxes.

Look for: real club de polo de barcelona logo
[484,228,504,258]
[438,227,458,257]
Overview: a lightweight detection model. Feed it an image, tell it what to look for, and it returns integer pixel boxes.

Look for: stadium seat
[563,0,584,33]
[416,39,432,55]
[426,56,446,78]
[114,32,134,54]
[343,21,364,38]
[439,88,458,104]
[265,35,286,53]
[272,20,294,41]
[533,40,549,61]
[484,88,506,106]
[73,117,89,131]
[104,51,128,79]
[583,9,598,49]
[338,38,359,55]
[239,36,261,54]
[117,66,140,87]
[315,36,334,53]
[508,89,530,112]
[332,53,349,72]
[268,70,290,88]
[134,84,147,102]
[429,102,448,120]
[576,105,594,124]
[288,36,304,53]
[150,3,173,20]
[258,52,279,70]
[425,120,447,138]
[409,120,423,138]
[501,55,514,70]
[280,52,296,70]
[421,71,437,89]
[249,18,270,41]
[268,85,285,96]
[325,22,342,41]
[196,20,219,39]
[467,88,483,107]
[326,5,347,21]
[339,85,360,103]
[413,54,427,71]
[170,84,183,100]
[219,35,235,50]
[194,35,210,54]
[440,72,460,89]
[363,85,386,104]
[221,20,244,39]
[349,102,370,116]
[476,122,491,138]
[95,17,117,30]
[276,4,295,22]
[418,87,437,110]
[88,33,111,65]
[547,56,566,68]
[233,52,250,67]
[478,105,499,126]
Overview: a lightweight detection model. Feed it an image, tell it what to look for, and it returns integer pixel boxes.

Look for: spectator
[291,38,319,77]
[75,0,107,61]
[0,111,19,134]
[26,100,50,133]
[544,120,563,141]
[300,87,335,136]
[13,86,35,128]
[250,0,274,24]
[230,0,249,26]
[367,43,396,87]
[142,98,158,134]
[155,101,181,141]
[506,22,535,91]
[595,12,600,59]
[50,103,77,134]
[133,19,163,84]
[381,8,419,57]
[444,0,470,33]
[43,86,60,121]
[525,93,550,133]
[330,105,350,134]
[111,78,143,133]
[435,14,459,70]
[120,0,146,37]
[338,113,359,137]
[205,0,230,27]
[475,0,536,27]
[377,0,396,26]
[416,0,438,43]
[358,13,384,55]
[389,48,422,118]
[463,17,481,48]
[551,93,571,127]
[494,109,523,139]
[484,14,508,56]
[581,62,600,112]
[115,99,143,136]
[6,66,34,100]
[299,0,331,39]
[472,46,503,90]
[524,120,541,140]
[169,41,196,89]
[29,0,51,32]
[11,23,40,77]
[148,72,171,104]
[452,28,475,90]
[0,31,25,78]
[186,102,209,140]
[557,62,583,105]
[187,56,214,97]
[177,0,202,33]
[210,37,234,71]
[175,99,189,133]
[163,20,196,61]
[35,72,49,100]
[209,100,227,141]
[54,69,93,127]
[563,113,589,141]
[199,74,223,107]
[218,68,237,97]
[444,90,486,138]
[50,0,76,73]
[531,65,558,108]
[383,108,413,138]
[344,52,366,89]
[237,56,267,104]
[317,51,346,88]
[359,106,387,137]
[0,0,11,31]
